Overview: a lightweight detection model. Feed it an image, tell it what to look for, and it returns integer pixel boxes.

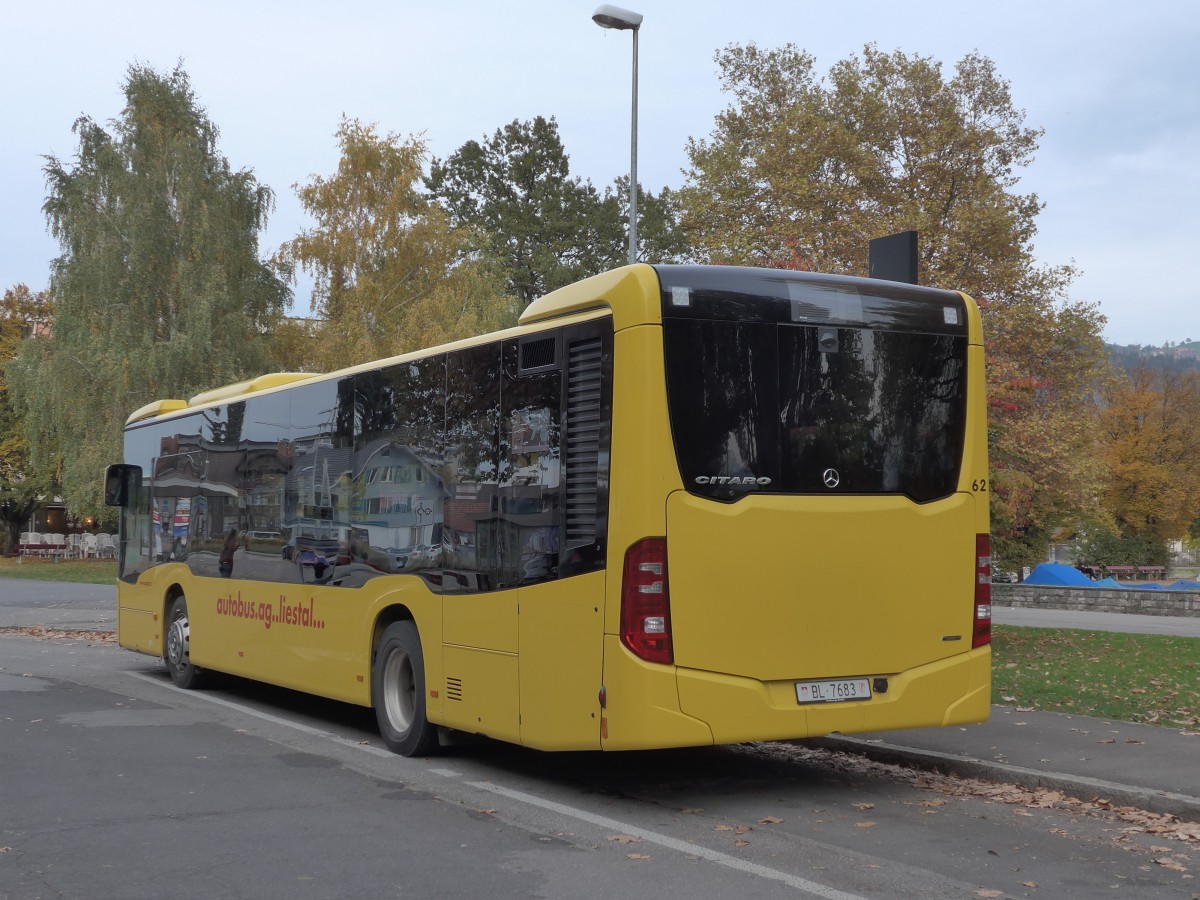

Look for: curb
[810,734,1200,823]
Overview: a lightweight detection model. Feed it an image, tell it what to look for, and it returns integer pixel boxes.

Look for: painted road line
[125,670,396,757]
[467,780,869,900]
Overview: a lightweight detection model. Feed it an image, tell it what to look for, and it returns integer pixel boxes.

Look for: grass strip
[992,625,1200,729]
[0,556,116,584]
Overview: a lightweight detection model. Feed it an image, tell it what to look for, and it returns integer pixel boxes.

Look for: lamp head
[592,4,642,30]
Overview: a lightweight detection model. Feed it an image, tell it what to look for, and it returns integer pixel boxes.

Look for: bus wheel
[165,595,206,689]
[373,621,439,757]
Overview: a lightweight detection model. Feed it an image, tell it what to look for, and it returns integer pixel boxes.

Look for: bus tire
[373,621,439,757]
[165,595,206,689]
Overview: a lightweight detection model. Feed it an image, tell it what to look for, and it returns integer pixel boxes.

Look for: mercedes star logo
[822,468,841,488]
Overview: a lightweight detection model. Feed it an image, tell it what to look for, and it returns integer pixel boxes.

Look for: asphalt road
[2,580,1197,898]
[4,636,1196,899]
[0,578,116,631]
[994,604,1200,636]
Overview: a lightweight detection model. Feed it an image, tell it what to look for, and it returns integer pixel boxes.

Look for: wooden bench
[1138,566,1166,580]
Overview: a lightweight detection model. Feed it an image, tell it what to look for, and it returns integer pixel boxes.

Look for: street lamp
[592,4,643,266]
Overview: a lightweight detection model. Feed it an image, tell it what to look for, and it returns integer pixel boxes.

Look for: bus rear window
[663,319,967,503]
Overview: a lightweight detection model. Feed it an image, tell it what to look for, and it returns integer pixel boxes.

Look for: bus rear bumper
[676,647,992,744]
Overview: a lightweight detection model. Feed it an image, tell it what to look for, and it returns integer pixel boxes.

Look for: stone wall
[992,583,1200,618]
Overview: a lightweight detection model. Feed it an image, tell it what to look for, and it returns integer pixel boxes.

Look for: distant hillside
[1106,341,1200,375]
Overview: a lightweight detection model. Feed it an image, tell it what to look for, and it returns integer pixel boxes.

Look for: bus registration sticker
[795,678,871,704]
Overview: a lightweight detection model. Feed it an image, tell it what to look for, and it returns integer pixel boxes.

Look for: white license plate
[795,678,872,704]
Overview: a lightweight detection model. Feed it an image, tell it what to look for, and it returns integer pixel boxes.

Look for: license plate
[795,678,871,704]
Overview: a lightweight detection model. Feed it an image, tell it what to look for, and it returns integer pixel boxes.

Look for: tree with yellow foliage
[274,118,516,372]
[1096,367,1200,562]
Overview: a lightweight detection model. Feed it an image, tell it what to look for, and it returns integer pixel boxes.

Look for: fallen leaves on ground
[0,625,116,644]
[714,824,753,834]
[1153,857,1189,872]
[750,742,1200,846]
[608,834,640,844]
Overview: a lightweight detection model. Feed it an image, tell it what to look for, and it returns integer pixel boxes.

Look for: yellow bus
[105,263,991,756]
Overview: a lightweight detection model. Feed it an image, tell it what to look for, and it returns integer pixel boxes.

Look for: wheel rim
[166,611,189,672]
[381,645,416,734]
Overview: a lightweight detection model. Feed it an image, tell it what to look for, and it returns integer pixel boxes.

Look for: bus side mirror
[104,464,142,507]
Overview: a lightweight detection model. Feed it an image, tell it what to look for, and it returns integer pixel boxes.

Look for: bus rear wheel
[165,595,206,689]
[373,621,439,757]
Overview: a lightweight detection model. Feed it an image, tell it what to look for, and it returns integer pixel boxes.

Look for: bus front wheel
[373,621,439,757]
[165,595,206,689]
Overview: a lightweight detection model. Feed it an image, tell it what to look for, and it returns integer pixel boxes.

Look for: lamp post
[592,4,643,266]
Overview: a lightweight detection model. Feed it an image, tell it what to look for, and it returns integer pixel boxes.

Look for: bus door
[508,328,609,751]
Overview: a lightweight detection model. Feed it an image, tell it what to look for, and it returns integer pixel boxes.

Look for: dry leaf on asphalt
[759,816,784,825]
[854,822,877,829]
[852,802,875,811]
[1154,858,1188,872]
[974,890,1003,898]
[608,834,640,844]
[626,853,650,860]
[734,839,750,848]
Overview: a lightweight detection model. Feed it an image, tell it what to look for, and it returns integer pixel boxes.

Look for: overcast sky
[3,0,1196,345]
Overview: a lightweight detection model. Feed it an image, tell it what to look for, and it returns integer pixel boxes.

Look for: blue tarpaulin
[1020,563,1200,591]
[1022,563,1096,586]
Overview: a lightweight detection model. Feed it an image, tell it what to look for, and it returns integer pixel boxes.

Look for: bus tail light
[621,538,673,665]
[973,533,992,648]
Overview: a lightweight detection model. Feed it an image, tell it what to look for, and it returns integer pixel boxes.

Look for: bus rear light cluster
[621,538,673,664]
[973,533,992,648]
